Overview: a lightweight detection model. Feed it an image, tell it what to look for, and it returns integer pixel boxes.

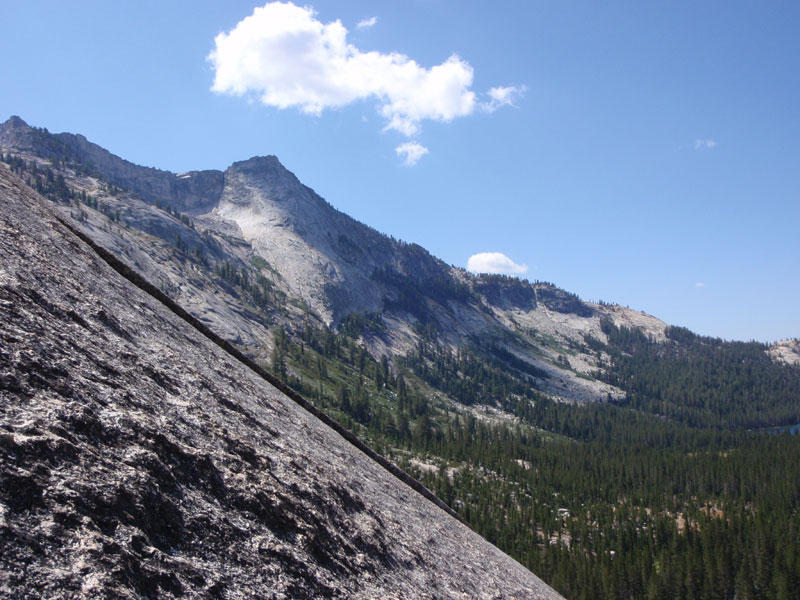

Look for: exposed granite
[0,167,562,597]
[0,115,672,404]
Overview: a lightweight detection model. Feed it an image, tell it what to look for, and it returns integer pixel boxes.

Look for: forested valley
[5,149,800,599]
[269,311,800,600]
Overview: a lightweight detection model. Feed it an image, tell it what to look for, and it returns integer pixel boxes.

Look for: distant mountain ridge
[0,115,224,212]
[2,115,797,405]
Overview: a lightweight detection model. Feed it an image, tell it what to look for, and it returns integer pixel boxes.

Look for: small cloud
[396,142,429,166]
[695,282,706,288]
[482,85,526,112]
[694,139,717,150]
[357,16,377,29]
[467,252,528,275]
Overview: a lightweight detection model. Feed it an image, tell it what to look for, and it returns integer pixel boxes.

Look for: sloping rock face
[0,167,562,598]
[211,155,461,327]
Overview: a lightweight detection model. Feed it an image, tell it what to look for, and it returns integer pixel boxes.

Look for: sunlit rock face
[0,166,563,599]
[0,114,678,406]
[212,154,449,327]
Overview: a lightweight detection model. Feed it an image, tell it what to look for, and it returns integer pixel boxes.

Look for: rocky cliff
[0,116,654,403]
[11,116,790,405]
[0,164,562,598]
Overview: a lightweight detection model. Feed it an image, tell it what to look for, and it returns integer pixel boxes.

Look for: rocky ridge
[0,116,669,404]
[4,116,794,404]
[0,164,562,598]
[0,115,223,213]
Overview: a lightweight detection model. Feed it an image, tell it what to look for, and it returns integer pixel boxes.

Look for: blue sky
[2,1,799,342]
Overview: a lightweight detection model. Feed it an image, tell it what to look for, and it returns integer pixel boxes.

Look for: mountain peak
[4,115,29,128]
[230,154,283,170]
[227,154,299,184]
[0,115,36,148]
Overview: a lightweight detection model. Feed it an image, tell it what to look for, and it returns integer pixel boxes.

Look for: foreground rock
[0,167,561,598]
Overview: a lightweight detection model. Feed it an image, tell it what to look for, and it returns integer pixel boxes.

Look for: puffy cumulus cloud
[357,16,377,29]
[396,142,429,166]
[467,252,528,275]
[694,139,717,150]
[208,2,516,138]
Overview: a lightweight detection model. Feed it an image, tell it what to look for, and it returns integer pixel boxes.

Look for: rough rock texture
[769,339,800,366]
[0,167,562,597]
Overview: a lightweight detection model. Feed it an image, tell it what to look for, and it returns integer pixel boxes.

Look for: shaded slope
[0,167,561,597]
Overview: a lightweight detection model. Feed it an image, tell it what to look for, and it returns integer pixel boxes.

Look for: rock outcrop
[0,165,562,597]
[769,338,800,366]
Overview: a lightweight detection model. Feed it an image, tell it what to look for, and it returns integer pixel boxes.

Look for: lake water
[761,424,800,435]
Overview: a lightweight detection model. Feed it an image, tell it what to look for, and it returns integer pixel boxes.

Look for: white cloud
[695,281,706,288]
[694,139,717,150]
[483,85,526,112]
[396,142,429,166]
[208,2,517,139]
[357,16,377,29]
[467,252,528,275]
